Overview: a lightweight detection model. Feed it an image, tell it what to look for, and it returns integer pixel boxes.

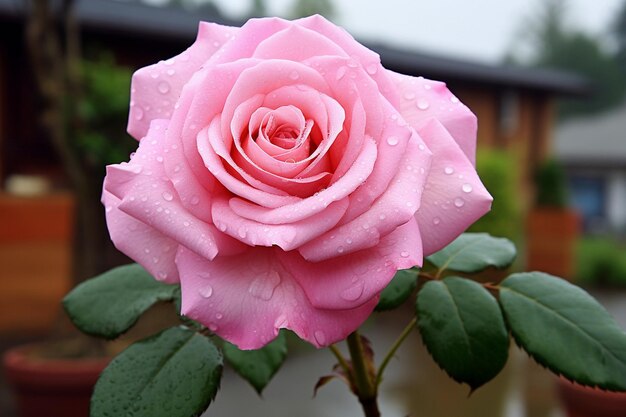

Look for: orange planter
[3,344,109,417]
[557,378,626,417]
[526,208,580,280]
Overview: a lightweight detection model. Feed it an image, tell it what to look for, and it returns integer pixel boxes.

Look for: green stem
[375,317,417,387]
[329,344,351,377]
[346,331,380,417]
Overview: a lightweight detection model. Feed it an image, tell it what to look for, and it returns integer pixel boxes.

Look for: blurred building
[0,0,589,332]
[555,105,626,236]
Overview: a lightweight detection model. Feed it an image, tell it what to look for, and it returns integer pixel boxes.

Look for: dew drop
[416,99,430,110]
[150,72,159,79]
[183,221,190,227]
[337,246,345,254]
[346,238,353,244]
[162,191,174,201]
[386,136,399,146]
[314,330,326,345]
[289,70,299,80]
[424,84,432,90]
[199,285,213,298]
[444,166,454,175]
[379,214,386,220]
[157,271,168,280]
[462,183,473,193]
[403,91,416,100]
[156,156,164,163]
[209,323,218,332]
[366,63,378,75]
[454,197,465,208]
[248,270,281,301]
[340,281,364,301]
[274,314,288,329]
[144,248,151,254]
[237,226,247,239]
[347,59,359,68]
[190,195,200,205]
[400,251,410,258]
[134,106,144,121]
[418,144,425,151]
[336,66,347,80]
[215,313,223,320]
[173,165,181,173]
[166,69,176,76]
[157,81,170,94]
[450,96,460,103]
[433,217,441,225]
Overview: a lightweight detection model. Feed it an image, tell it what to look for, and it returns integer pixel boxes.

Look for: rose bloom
[102,16,491,349]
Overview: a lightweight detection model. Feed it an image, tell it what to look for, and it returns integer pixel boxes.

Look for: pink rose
[102,16,491,349]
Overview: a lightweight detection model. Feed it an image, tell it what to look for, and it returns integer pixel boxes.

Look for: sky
[210,0,625,63]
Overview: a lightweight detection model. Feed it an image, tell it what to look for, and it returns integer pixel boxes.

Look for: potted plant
[526,159,580,279]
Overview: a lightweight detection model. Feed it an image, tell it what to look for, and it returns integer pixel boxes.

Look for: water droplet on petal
[433,217,441,225]
[386,136,399,146]
[337,246,345,254]
[157,81,170,94]
[215,313,223,320]
[183,221,190,227]
[450,96,460,103]
[366,63,378,75]
[314,330,326,345]
[424,84,432,90]
[199,285,213,298]
[190,195,200,205]
[289,70,299,80]
[237,226,247,239]
[166,68,176,76]
[158,271,168,279]
[379,214,386,220]
[134,106,144,121]
[156,156,164,163]
[462,183,473,193]
[162,191,173,201]
[336,66,347,80]
[340,281,364,301]
[209,323,218,332]
[248,270,281,301]
[454,197,465,208]
[403,91,416,100]
[417,99,430,110]
[444,166,454,175]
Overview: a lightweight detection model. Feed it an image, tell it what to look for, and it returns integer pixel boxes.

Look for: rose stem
[346,331,380,417]
[374,317,417,387]
[328,344,351,376]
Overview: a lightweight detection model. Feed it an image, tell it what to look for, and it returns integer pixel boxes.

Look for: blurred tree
[507,0,626,119]
[614,0,626,73]
[289,0,335,19]
[25,0,131,284]
[249,0,268,17]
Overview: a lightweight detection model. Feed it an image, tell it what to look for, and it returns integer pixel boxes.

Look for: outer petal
[415,120,492,255]
[105,120,220,261]
[128,22,238,140]
[284,219,422,310]
[388,71,478,165]
[177,247,378,350]
[102,189,179,284]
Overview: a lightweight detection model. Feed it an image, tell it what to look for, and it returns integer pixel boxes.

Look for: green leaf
[375,268,418,311]
[222,331,287,394]
[500,272,626,390]
[91,326,222,417]
[427,233,516,274]
[416,277,509,390]
[63,264,179,339]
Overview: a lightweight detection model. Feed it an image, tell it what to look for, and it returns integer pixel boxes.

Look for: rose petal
[102,189,179,284]
[211,195,349,250]
[227,136,377,224]
[299,133,431,261]
[128,22,238,140]
[389,71,478,165]
[105,120,220,261]
[253,23,347,61]
[415,119,492,255]
[285,219,422,310]
[177,246,378,349]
